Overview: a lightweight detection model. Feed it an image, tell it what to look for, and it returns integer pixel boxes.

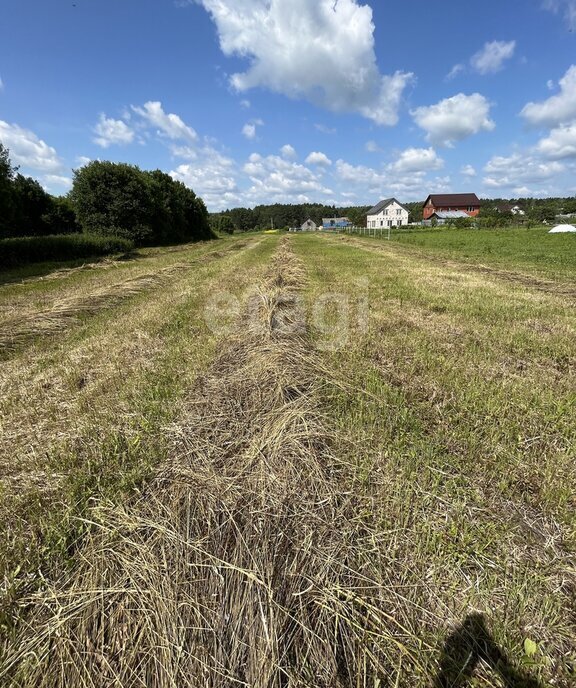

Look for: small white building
[300,219,317,231]
[366,198,409,229]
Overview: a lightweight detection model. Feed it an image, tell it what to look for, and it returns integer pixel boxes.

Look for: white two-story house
[366,198,409,228]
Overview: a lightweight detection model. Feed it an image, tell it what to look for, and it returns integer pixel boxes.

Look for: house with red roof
[423,193,480,220]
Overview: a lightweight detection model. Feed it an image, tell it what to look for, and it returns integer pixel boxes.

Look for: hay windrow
[0,244,245,356]
[0,237,420,687]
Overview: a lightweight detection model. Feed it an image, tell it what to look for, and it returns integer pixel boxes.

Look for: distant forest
[211,196,576,232]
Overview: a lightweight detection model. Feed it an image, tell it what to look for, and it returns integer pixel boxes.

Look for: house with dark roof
[423,193,480,220]
[366,198,409,228]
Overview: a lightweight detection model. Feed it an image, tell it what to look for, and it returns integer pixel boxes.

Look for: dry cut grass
[0,238,429,687]
[0,243,247,355]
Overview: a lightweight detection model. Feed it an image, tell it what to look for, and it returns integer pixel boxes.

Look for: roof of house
[423,193,480,208]
[367,198,408,215]
[322,217,351,224]
[430,211,471,219]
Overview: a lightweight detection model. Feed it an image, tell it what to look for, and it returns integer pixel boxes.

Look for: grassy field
[349,226,576,280]
[0,231,574,686]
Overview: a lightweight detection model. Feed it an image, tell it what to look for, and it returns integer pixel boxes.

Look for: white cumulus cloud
[242,118,263,140]
[335,159,386,189]
[132,101,197,142]
[43,174,73,190]
[335,157,448,199]
[521,65,576,127]
[0,120,62,171]
[242,123,257,140]
[390,147,443,173]
[280,144,297,160]
[536,122,576,158]
[315,123,336,134]
[446,64,465,80]
[305,151,332,166]
[483,152,565,191]
[243,152,332,204]
[170,147,240,211]
[195,0,413,125]
[93,114,135,148]
[461,164,477,177]
[411,93,495,147]
[470,40,516,75]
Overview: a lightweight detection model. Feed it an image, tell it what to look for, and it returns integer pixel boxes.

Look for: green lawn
[361,226,576,279]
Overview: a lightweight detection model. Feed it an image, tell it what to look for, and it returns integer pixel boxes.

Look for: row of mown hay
[0,238,422,687]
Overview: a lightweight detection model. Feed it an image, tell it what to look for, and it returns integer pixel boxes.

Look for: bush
[70,161,213,245]
[0,233,133,267]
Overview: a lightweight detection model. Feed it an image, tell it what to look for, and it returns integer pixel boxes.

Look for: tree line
[0,143,211,246]
[210,203,371,233]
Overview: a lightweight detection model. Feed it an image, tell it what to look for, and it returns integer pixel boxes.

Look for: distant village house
[423,210,470,225]
[423,193,480,220]
[321,217,352,230]
[366,198,409,228]
[496,203,525,216]
[300,219,317,231]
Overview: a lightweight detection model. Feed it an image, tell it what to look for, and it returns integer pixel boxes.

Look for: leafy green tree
[347,208,367,227]
[174,180,211,241]
[148,169,181,243]
[42,196,80,235]
[0,142,17,237]
[214,214,235,234]
[70,161,155,243]
[11,174,52,236]
[70,161,211,246]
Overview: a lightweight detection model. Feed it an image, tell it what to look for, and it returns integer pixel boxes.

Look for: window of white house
[396,209,401,215]
[384,209,388,215]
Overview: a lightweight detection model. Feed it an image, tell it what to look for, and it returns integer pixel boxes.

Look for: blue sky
[1,0,576,210]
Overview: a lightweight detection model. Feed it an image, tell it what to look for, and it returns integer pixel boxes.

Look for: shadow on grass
[435,614,542,688]
[0,251,143,286]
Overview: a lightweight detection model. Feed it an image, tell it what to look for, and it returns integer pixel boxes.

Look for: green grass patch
[0,233,134,268]
[351,226,576,279]
[291,233,576,686]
